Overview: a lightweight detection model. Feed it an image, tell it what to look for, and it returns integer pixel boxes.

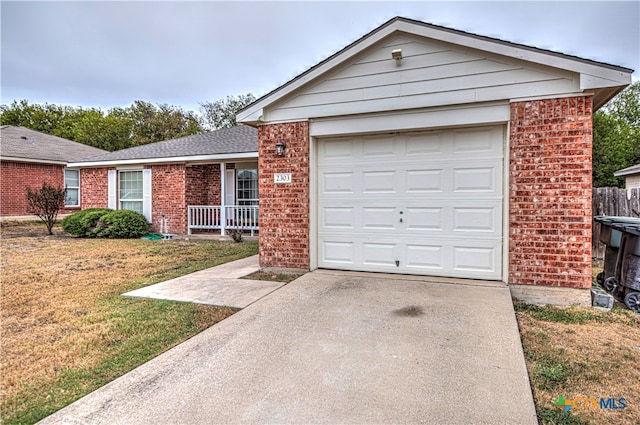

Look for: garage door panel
[405,244,444,270]
[453,244,500,274]
[362,242,398,267]
[321,207,355,229]
[320,138,355,159]
[321,241,355,264]
[405,132,445,155]
[405,207,444,231]
[362,207,398,230]
[318,126,504,280]
[452,127,501,154]
[321,172,354,194]
[362,134,397,157]
[362,170,397,193]
[453,166,499,193]
[406,169,444,193]
[453,207,498,233]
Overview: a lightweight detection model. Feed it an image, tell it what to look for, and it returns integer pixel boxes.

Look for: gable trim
[238,17,633,125]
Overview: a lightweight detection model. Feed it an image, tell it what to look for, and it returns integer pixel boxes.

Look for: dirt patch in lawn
[242,270,305,283]
[516,297,639,424]
[1,221,258,424]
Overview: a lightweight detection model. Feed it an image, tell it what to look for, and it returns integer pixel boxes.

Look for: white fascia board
[398,20,632,88]
[0,156,67,166]
[68,152,258,168]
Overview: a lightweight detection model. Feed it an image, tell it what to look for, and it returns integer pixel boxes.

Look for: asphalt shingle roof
[79,125,258,163]
[0,126,108,163]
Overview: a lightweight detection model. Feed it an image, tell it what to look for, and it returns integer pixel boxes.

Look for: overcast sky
[1,1,638,113]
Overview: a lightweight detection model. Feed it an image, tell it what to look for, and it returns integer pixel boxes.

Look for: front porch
[187,205,259,236]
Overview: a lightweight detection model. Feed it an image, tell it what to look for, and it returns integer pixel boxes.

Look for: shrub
[95,210,150,239]
[62,208,113,236]
[26,182,66,235]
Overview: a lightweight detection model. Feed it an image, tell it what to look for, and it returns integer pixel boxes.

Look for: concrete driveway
[39,271,537,424]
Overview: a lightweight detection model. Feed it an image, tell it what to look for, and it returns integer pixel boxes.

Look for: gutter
[68,152,258,168]
[0,156,67,166]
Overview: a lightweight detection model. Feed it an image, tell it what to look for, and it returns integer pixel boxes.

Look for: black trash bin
[594,216,640,312]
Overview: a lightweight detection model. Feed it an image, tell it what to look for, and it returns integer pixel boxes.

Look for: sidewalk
[123,255,286,308]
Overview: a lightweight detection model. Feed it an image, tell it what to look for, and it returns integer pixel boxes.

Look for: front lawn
[0,220,258,424]
[516,297,639,424]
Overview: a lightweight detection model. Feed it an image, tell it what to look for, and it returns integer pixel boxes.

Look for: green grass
[514,302,606,324]
[538,407,590,425]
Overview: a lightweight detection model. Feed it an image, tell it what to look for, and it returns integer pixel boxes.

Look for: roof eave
[69,151,258,168]
[614,166,640,177]
[0,156,67,166]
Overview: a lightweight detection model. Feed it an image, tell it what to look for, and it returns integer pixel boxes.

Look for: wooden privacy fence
[592,187,640,258]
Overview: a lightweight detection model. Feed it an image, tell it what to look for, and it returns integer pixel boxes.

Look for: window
[64,169,80,207]
[119,170,143,214]
[237,169,258,206]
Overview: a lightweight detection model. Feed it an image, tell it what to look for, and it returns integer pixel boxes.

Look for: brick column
[509,96,593,288]
[258,122,310,269]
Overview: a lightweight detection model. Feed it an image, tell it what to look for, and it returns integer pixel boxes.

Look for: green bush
[95,210,150,239]
[62,208,113,236]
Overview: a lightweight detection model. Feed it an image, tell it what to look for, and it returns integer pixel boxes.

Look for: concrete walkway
[123,255,285,308]
[40,270,537,424]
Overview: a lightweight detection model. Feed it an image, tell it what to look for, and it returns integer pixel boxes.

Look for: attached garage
[317,126,503,279]
[238,17,633,288]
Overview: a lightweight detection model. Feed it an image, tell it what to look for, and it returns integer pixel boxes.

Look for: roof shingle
[0,126,108,163]
[78,125,258,164]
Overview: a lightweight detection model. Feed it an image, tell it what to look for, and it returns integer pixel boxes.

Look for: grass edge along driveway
[1,221,258,425]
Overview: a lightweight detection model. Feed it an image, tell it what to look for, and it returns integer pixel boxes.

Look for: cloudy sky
[1,1,638,113]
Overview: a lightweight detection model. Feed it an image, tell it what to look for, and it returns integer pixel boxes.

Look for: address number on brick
[274,173,292,184]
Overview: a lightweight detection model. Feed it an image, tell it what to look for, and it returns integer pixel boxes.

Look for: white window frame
[64,168,80,207]
[108,168,152,222]
[236,169,258,206]
[118,170,144,214]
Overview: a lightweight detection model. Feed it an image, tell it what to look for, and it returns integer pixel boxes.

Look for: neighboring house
[614,164,640,188]
[68,125,258,235]
[237,17,633,289]
[0,126,108,217]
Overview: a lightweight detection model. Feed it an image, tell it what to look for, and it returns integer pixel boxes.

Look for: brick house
[68,125,258,235]
[237,17,633,288]
[0,126,107,217]
[614,164,640,189]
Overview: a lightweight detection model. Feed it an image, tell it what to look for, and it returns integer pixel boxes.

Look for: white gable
[265,33,579,122]
[238,18,633,125]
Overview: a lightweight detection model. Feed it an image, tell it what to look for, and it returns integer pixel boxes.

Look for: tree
[0,100,204,151]
[25,182,66,235]
[592,81,640,187]
[199,93,256,130]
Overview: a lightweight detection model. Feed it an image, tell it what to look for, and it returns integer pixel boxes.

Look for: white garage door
[317,126,504,280]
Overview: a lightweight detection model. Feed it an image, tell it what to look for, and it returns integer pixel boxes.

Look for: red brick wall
[80,168,110,209]
[151,164,187,234]
[509,96,593,288]
[0,161,82,216]
[258,122,310,269]
[186,164,221,206]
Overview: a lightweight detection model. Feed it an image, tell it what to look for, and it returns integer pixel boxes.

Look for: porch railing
[188,205,259,236]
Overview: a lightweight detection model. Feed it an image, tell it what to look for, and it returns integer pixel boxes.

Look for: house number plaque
[274,173,292,184]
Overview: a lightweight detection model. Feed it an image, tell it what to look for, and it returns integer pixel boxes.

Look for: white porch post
[220,162,226,236]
